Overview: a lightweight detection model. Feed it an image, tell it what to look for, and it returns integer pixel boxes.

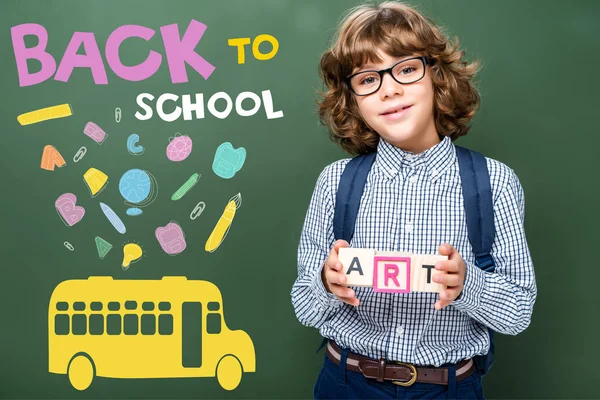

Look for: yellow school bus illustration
[48,276,255,391]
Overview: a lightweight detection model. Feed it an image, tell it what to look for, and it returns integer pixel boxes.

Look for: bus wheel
[216,355,242,391]
[68,354,95,391]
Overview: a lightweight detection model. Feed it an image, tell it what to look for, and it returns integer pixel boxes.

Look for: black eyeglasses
[345,56,435,96]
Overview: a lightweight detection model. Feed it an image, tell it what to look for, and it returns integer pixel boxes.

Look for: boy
[291,1,537,399]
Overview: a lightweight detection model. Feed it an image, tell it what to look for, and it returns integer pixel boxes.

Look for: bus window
[72,314,87,335]
[206,301,221,334]
[54,314,69,335]
[125,300,137,310]
[207,313,221,334]
[124,314,138,335]
[56,301,69,311]
[89,314,104,335]
[141,314,156,335]
[142,302,154,311]
[159,314,173,335]
[108,301,120,311]
[158,302,171,311]
[73,301,86,311]
[90,302,103,311]
[107,314,122,335]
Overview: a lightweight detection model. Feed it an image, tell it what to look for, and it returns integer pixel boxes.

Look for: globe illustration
[119,169,151,204]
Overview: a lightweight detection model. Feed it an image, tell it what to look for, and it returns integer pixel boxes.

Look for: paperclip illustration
[115,107,122,123]
[48,277,256,391]
[205,193,242,253]
[73,147,87,163]
[41,145,66,171]
[127,134,145,155]
[171,173,200,201]
[55,193,85,226]
[63,241,75,251]
[166,133,193,162]
[99,202,126,234]
[118,169,158,216]
[18,103,72,126]
[190,202,206,220]
[95,236,113,259]
[83,122,108,144]
[122,243,143,270]
[83,168,109,197]
[212,142,246,179]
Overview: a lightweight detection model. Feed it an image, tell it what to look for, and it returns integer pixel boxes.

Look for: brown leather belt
[326,341,475,386]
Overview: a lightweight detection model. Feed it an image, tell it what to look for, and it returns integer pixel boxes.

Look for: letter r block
[373,256,410,293]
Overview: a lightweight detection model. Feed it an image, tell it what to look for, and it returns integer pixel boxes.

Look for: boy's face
[352,51,439,153]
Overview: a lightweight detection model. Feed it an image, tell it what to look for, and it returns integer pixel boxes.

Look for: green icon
[95,236,113,259]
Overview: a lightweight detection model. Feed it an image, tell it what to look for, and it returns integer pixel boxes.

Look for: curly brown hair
[317,1,481,155]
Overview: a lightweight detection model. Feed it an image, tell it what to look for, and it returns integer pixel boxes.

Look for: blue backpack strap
[455,145,496,376]
[333,152,377,242]
[455,146,496,273]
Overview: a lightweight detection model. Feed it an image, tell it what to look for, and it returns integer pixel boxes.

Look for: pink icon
[166,134,193,162]
[155,221,187,255]
[55,193,85,226]
[83,122,107,144]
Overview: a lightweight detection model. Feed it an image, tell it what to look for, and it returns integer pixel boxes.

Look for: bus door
[182,302,202,368]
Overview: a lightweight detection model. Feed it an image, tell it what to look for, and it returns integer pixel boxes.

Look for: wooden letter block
[373,256,411,293]
[411,254,448,293]
[338,248,374,287]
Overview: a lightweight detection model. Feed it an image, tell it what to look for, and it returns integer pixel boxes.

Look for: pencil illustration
[205,193,242,253]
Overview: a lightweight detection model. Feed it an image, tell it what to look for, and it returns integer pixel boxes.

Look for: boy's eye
[399,67,416,75]
[356,74,379,86]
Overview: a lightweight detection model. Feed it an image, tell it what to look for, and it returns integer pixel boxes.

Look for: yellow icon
[122,243,142,270]
[17,103,72,126]
[205,193,242,253]
[83,168,108,197]
[48,277,255,391]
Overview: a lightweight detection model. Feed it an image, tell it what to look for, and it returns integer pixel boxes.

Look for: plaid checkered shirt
[291,136,537,366]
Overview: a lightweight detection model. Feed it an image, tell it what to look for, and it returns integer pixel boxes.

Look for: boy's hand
[321,240,360,306]
[433,243,466,310]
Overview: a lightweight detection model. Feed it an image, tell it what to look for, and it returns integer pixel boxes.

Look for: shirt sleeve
[452,168,537,335]
[291,165,344,329]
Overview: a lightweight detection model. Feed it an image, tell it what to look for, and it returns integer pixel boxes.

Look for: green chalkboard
[1,0,599,398]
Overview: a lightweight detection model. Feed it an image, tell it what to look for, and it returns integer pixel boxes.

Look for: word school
[135,90,284,122]
[338,248,449,293]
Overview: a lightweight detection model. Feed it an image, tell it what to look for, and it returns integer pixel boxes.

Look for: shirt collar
[374,135,455,182]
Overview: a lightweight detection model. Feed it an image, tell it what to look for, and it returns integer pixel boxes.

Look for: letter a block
[373,256,411,293]
[338,248,374,286]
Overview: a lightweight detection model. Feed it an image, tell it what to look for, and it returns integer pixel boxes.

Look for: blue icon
[118,169,158,216]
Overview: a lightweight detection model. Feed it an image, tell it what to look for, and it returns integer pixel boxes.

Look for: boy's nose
[379,72,404,98]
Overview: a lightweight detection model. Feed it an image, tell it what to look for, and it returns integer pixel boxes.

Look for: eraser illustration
[83,122,108,144]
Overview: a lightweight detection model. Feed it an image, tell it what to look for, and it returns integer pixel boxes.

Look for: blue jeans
[313,355,485,399]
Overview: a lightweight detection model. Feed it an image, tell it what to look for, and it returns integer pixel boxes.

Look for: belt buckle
[392,362,418,386]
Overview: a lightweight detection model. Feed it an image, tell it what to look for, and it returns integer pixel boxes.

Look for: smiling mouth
[381,105,412,115]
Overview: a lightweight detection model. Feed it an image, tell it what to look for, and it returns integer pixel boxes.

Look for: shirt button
[431,169,438,176]
[405,223,413,233]
[409,175,418,184]
[396,326,404,336]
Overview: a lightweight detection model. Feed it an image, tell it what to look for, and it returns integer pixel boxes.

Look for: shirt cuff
[452,261,486,312]
[311,264,344,310]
